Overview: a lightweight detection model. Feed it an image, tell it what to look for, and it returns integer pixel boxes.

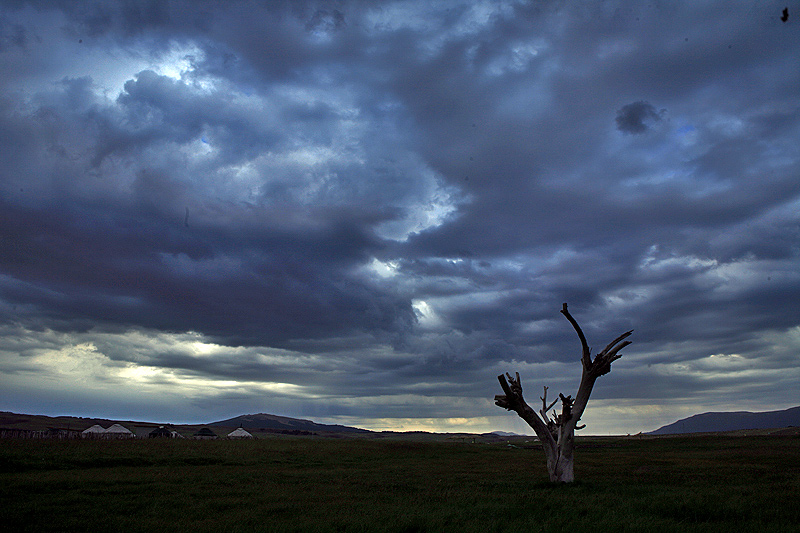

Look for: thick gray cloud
[0,1,798,433]
[615,101,664,134]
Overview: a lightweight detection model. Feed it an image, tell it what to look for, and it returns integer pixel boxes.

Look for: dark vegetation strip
[1,435,798,532]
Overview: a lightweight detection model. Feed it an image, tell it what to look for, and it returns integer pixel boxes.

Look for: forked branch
[540,386,558,421]
[495,373,556,448]
[589,329,633,377]
[561,302,632,378]
[495,372,523,411]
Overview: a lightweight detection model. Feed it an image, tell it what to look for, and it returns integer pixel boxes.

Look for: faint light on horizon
[336,416,497,433]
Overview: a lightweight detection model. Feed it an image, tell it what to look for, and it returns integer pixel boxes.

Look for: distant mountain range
[4,406,799,437]
[0,411,370,435]
[209,413,370,434]
[648,406,800,435]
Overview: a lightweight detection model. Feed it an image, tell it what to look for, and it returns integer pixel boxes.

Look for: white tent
[227,427,254,439]
[104,423,134,438]
[81,424,106,438]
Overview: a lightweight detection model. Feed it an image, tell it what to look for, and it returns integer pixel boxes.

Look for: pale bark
[495,303,632,482]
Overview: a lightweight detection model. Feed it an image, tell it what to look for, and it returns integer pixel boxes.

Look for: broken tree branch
[560,303,591,369]
[495,373,557,452]
[540,386,558,421]
[588,330,633,377]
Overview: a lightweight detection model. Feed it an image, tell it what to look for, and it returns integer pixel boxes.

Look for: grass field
[1,434,799,532]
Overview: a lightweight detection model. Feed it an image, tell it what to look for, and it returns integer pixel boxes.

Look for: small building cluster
[81,423,135,439]
[2,422,255,440]
[77,424,254,440]
[188,427,254,439]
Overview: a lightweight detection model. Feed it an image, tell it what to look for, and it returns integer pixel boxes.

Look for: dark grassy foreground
[1,435,799,532]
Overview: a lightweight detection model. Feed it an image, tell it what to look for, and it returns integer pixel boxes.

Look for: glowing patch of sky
[412,300,443,329]
[375,182,460,241]
[6,8,208,99]
[366,258,399,278]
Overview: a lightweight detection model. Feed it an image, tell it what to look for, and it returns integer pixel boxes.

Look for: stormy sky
[1,1,798,434]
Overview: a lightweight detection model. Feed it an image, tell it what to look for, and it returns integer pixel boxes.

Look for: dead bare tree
[495,303,632,482]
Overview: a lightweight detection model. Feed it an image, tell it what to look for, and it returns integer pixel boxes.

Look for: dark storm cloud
[1,0,799,432]
[0,75,415,348]
[615,101,664,134]
[0,194,414,347]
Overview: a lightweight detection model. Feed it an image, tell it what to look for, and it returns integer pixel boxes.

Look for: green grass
[1,435,799,532]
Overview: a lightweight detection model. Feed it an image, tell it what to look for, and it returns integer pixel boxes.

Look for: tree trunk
[495,303,632,482]
[543,425,575,482]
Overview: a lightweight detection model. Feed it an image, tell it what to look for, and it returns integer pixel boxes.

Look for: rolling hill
[208,413,371,434]
[648,406,800,435]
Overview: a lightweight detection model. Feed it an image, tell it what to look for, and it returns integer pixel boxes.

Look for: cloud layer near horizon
[1,1,798,433]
